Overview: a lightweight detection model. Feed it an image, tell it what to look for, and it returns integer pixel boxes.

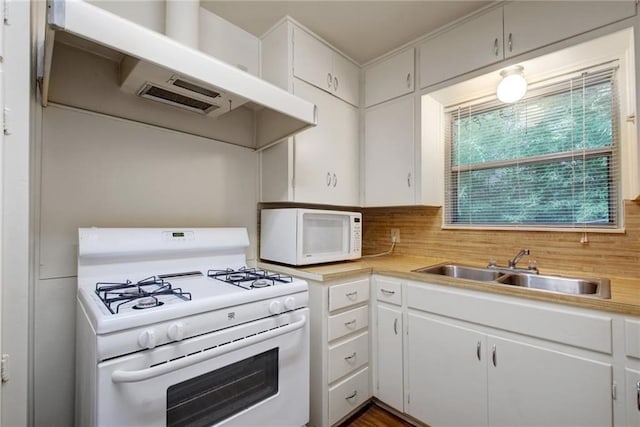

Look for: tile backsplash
[362,200,640,279]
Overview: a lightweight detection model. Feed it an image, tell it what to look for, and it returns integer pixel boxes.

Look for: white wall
[34,105,259,425]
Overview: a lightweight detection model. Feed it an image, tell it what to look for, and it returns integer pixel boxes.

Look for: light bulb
[496,66,527,103]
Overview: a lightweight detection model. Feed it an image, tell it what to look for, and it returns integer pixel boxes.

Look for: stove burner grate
[95,276,191,314]
[207,267,293,290]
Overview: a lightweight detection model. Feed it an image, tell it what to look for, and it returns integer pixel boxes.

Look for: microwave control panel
[352,217,361,252]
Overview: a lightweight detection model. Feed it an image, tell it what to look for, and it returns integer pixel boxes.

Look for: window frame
[443,65,623,232]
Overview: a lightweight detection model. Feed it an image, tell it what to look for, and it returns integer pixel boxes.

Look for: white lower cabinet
[407,311,613,427]
[625,368,640,426]
[307,275,371,427]
[407,313,488,426]
[375,305,404,412]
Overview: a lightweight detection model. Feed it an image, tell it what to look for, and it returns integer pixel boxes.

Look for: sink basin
[413,263,611,299]
[496,273,611,298]
[413,264,504,282]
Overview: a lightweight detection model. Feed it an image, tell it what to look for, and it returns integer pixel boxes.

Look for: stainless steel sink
[496,273,611,298]
[413,263,611,299]
[413,264,504,282]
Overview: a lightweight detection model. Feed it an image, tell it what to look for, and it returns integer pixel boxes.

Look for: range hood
[40,0,317,150]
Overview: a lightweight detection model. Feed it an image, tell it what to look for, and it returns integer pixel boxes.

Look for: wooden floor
[340,403,415,427]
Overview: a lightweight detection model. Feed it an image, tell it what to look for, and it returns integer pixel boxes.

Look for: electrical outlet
[390,228,400,243]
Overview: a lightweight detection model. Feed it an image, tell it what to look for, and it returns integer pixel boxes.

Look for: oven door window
[167,348,279,426]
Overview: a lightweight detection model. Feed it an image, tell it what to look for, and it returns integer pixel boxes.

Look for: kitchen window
[444,66,620,230]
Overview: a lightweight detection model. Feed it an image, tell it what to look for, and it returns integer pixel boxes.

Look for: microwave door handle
[111,315,307,384]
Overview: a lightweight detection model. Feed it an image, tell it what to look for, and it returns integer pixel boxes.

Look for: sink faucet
[508,249,530,269]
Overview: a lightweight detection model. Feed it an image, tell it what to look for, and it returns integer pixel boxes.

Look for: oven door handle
[111,315,307,384]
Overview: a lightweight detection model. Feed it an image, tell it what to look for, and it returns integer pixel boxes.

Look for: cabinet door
[407,313,488,426]
[364,96,414,207]
[365,49,414,107]
[293,27,333,93]
[625,368,640,426]
[332,53,360,106]
[419,7,503,89]
[376,305,403,412]
[487,336,613,427]
[503,1,636,58]
[293,79,359,206]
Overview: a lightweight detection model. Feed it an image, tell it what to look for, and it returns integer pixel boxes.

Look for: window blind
[444,66,620,229]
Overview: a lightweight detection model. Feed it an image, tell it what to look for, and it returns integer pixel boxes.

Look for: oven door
[94,308,309,427]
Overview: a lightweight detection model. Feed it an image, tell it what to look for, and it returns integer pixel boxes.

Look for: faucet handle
[527,259,538,272]
[487,258,497,268]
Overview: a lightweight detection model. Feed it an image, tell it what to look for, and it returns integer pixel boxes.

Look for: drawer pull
[380,288,395,296]
[345,291,358,300]
[637,381,640,411]
[344,319,357,328]
[345,390,358,400]
[344,352,357,362]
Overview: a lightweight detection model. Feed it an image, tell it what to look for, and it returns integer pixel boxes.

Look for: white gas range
[76,227,309,427]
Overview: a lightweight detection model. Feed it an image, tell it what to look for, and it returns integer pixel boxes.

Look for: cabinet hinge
[1,354,9,382]
[612,381,617,400]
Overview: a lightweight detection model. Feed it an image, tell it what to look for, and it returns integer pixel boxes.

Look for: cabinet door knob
[508,33,513,52]
[493,38,499,56]
[334,76,339,92]
[327,72,333,89]
[477,341,481,361]
[326,172,332,186]
[492,344,497,367]
[406,72,411,88]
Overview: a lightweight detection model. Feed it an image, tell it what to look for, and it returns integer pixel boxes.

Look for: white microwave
[260,208,362,266]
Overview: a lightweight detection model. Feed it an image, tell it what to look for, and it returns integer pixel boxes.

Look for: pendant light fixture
[496,66,528,103]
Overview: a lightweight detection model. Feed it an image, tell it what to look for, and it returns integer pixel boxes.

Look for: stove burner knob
[269,300,282,315]
[284,297,296,311]
[138,329,157,349]
[167,322,185,341]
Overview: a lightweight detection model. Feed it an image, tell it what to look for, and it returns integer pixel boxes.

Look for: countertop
[258,254,640,316]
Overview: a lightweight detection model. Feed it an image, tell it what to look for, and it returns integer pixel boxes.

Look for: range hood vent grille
[138,84,219,114]
[171,78,221,99]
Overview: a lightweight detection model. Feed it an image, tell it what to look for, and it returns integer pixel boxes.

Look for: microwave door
[301,214,349,261]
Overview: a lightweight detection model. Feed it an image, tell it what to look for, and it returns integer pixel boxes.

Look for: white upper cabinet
[419,8,503,89]
[293,26,360,106]
[419,2,636,89]
[365,48,415,107]
[292,79,360,206]
[364,96,415,207]
[199,8,260,76]
[260,19,360,206]
[503,1,636,58]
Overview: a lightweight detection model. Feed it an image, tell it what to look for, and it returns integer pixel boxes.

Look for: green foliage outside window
[448,75,618,227]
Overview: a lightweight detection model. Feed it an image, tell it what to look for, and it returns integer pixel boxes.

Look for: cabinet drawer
[328,331,369,383]
[329,367,370,425]
[329,278,370,312]
[375,277,402,305]
[328,306,369,342]
[625,319,640,359]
